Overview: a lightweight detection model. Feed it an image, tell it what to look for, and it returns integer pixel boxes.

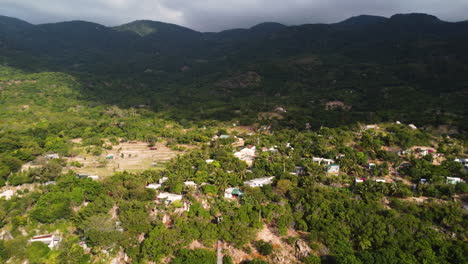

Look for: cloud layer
[1,0,467,31]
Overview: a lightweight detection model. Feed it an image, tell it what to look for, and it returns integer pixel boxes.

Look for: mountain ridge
[0,12,465,34]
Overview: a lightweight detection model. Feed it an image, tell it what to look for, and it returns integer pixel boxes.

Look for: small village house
[313,157,335,165]
[157,192,183,204]
[224,188,244,199]
[244,177,274,188]
[234,146,256,166]
[29,234,61,249]
[446,177,463,185]
[88,175,99,181]
[184,181,197,187]
[355,178,366,183]
[326,164,340,175]
[363,124,379,130]
[159,177,168,184]
[44,153,60,159]
[327,164,340,175]
[146,183,162,190]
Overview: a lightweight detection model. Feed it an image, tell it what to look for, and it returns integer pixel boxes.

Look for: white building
[44,153,60,159]
[159,177,168,184]
[408,124,417,130]
[157,192,183,204]
[146,183,162,190]
[224,188,243,199]
[418,148,430,156]
[184,181,197,187]
[88,175,99,181]
[446,177,463,185]
[234,146,256,166]
[205,159,215,164]
[364,125,379,130]
[375,179,386,183]
[312,157,335,165]
[327,164,340,174]
[244,177,274,188]
[29,234,61,249]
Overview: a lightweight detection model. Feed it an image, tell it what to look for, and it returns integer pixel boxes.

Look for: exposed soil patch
[66,141,187,177]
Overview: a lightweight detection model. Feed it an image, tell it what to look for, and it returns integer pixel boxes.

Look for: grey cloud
[1,0,467,31]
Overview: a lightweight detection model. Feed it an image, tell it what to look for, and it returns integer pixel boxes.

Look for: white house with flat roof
[159,177,168,184]
[184,181,197,187]
[44,153,60,159]
[244,177,274,188]
[30,234,61,249]
[327,164,340,175]
[313,157,335,165]
[146,183,162,190]
[88,175,99,181]
[446,177,463,185]
[157,192,183,204]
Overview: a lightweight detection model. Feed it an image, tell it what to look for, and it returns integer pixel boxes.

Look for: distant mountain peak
[114,20,199,37]
[0,15,33,32]
[389,13,443,24]
[250,22,286,30]
[336,15,388,26]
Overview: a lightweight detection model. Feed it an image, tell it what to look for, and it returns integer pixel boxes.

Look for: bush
[223,255,234,264]
[26,242,50,264]
[172,249,216,264]
[255,240,273,256]
[202,184,218,195]
[7,172,32,186]
[68,161,84,168]
[455,183,468,193]
[302,255,321,264]
[246,259,269,264]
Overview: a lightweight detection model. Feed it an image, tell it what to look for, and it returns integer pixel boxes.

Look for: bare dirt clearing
[66,141,187,177]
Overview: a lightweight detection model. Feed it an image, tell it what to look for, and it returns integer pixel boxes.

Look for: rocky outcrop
[295,239,312,259]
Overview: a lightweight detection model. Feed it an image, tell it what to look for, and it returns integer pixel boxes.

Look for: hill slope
[0,13,467,131]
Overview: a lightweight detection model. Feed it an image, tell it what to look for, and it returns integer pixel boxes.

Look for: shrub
[255,240,273,256]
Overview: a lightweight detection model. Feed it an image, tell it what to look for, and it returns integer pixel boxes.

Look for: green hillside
[0,13,466,264]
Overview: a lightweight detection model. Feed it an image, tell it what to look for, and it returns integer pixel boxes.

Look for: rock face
[0,230,13,240]
[272,251,288,263]
[110,249,130,264]
[295,239,312,259]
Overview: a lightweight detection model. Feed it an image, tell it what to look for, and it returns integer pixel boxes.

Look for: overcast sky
[1,0,467,31]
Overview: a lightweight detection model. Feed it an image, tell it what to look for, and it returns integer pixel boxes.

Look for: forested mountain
[1,14,468,129]
[0,13,467,131]
[0,13,467,264]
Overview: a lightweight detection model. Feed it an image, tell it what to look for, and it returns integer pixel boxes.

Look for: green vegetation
[0,12,466,264]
